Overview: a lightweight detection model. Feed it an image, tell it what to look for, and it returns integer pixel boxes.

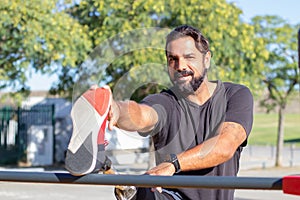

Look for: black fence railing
[0,105,55,164]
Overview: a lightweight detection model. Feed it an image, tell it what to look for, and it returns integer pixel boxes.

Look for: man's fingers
[108,119,115,131]
[89,84,98,90]
[151,187,162,193]
[89,84,111,90]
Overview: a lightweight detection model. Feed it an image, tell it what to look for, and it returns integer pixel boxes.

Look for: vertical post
[290,143,294,167]
[3,107,8,149]
[52,104,56,164]
[248,145,252,157]
[0,108,3,147]
[17,107,23,161]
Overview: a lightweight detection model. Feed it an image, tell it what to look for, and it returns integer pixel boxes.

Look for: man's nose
[175,57,187,71]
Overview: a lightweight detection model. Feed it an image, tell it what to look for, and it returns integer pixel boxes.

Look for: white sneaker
[65,86,112,176]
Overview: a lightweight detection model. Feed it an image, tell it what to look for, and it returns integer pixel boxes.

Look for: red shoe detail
[97,114,108,145]
[104,140,109,147]
[83,88,110,116]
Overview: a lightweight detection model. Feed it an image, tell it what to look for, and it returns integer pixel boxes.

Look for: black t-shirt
[140,81,253,200]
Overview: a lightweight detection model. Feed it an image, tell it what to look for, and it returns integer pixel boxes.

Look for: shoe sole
[65,87,111,176]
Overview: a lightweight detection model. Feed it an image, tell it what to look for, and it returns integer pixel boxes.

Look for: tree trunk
[275,106,285,167]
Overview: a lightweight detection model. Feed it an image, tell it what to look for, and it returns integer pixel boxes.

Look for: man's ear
[204,51,211,69]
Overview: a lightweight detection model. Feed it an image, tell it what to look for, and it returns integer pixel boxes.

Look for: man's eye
[168,57,175,62]
[185,56,195,60]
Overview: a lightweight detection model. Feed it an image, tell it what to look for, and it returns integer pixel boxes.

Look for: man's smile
[174,70,194,82]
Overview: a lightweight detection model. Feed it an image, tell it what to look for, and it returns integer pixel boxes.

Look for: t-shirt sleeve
[138,93,171,136]
[225,86,254,140]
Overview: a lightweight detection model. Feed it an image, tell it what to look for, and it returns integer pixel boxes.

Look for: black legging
[135,188,183,200]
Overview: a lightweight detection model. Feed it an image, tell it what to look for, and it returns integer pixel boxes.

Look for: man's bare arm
[178,121,247,171]
[108,100,158,133]
[147,122,247,175]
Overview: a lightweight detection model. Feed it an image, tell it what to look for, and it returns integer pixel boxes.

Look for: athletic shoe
[103,167,137,200]
[65,86,112,176]
[114,186,137,200]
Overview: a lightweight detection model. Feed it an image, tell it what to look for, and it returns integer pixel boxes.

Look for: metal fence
[0,105,55,165]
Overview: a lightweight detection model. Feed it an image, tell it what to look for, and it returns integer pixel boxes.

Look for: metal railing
[0,171,282,190]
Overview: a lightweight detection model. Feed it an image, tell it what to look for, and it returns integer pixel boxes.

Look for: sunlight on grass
[248,113,300,146]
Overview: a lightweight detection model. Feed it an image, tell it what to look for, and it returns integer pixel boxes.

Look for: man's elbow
[216,140,240,164]
[219,148,235,163]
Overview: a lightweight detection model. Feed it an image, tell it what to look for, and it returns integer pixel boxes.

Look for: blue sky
[231,0,300,24]
[28,0,300,91]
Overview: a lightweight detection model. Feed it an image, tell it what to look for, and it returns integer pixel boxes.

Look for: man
[66,25,253,200]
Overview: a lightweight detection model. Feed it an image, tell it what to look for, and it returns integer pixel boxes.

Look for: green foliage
[251,15,299,111]
[1,0,275,101]
[0,0,91,101]
[251,16,299,166]
[68,0,268,101]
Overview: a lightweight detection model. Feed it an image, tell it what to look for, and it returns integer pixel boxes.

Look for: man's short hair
[165,25,211,56]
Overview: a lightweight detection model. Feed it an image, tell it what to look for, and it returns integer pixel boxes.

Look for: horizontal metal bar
[0,171,282,190]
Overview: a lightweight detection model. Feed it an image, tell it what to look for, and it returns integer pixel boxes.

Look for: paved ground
[0,145,299,200]
[235,166,300,200]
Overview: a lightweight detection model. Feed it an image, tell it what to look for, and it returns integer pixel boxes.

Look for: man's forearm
[177,122,247,171]
[115,100,158,132]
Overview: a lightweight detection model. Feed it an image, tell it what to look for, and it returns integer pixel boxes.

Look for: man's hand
[108,100,120,131]
[146,162,176,193]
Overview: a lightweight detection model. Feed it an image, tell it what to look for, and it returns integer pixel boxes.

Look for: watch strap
[166,154,181,173]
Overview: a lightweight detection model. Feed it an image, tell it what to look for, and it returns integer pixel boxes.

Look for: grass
[248,113,300,146]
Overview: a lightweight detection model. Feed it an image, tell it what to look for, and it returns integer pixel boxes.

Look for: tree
[0,0,271,103]
[0,0,91,103]
[67,0,268,102]
[251,15,300,167]
[1,0,269,102]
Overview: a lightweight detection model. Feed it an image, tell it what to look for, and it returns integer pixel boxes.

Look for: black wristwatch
[165,154,181,173]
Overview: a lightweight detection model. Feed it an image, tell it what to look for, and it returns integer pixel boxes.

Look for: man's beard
[172,68,207,95]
